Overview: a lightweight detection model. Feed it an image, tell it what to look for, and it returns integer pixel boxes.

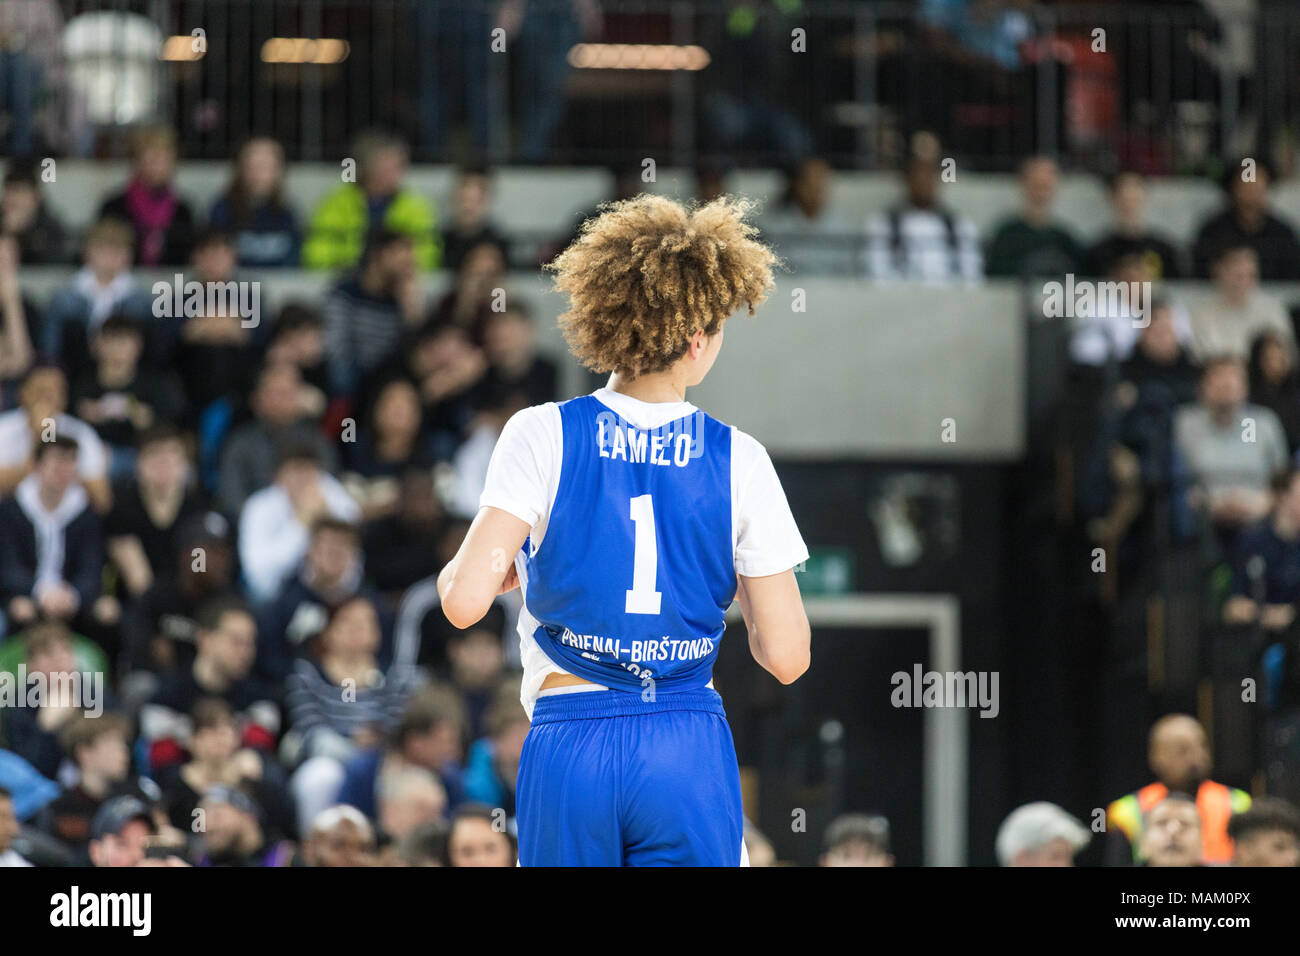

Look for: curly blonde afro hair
[546,193,778,377]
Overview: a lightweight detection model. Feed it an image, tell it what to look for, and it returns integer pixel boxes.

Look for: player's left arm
[438,505,531,629]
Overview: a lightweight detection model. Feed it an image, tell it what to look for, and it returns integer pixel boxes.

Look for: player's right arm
[438,505,530,629]
[439,403,558,630]
[736,570,810,684]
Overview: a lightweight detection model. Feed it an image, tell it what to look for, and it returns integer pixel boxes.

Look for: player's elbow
[767,626,811,684]
[769,647,810,684]
[440,586,488,630]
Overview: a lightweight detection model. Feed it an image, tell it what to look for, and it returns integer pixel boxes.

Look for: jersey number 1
[625,494,662,615]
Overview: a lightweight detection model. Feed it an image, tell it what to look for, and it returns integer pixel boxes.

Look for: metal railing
[5,2,1298,170]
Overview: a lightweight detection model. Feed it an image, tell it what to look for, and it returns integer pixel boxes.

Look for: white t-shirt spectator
[238,473,362,603]
[0,410,108,481]
[862,206,983,283]
[479,387,809,717]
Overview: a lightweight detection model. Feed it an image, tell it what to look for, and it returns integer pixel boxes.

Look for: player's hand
[497,562,520,595]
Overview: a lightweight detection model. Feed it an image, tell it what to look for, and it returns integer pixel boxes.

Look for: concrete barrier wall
[19,265,1300,461]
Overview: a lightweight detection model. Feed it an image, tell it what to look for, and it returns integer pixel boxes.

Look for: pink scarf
[124,177,178,266]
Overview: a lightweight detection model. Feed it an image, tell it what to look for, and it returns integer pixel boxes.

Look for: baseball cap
[995,801,1091,865]
[91,795,155,841]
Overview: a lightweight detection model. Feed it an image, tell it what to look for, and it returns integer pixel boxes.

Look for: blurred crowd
[0,76,1298,863]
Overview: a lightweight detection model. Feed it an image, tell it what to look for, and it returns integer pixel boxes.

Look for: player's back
[521,389,736,695]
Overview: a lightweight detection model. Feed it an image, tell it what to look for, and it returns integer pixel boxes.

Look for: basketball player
[437,194,811,866]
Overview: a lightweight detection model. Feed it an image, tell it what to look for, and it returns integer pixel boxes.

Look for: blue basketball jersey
[522,394,736,694]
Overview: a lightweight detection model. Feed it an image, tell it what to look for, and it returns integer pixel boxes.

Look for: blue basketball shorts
[516,687,745,866]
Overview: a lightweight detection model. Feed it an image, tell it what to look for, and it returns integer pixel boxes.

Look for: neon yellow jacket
[301,184,440,271]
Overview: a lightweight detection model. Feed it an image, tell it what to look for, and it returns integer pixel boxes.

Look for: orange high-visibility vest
[1107,780,1251,863]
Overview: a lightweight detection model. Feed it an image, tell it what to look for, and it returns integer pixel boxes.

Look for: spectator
[444,610,508,739]
[72,315,185,479]
[362,470,446,597]
[370,321,489,461]
[87,794,155,868]
[38,713,161,857]
[819,813,894,866]
[192,785,293,867]
[511,0,601,164]
[446,802,514,867]
[0,235,35,389]
[758,157,856,276]
[0,364,110,511]
[395,818,448,867]
[103,424,205,600]
[440,165,510,270]
[1139,793,1204,867]
[341,378,438,520]
[1117,301,1201,407]
[0,436,105,632]
[255,516,386,682]
[1223,469,1300,631]
[264,303,330,407]
[995,802,1091,866]
[119,511,237,676]
[218,362,336,517]
[1,159,67,263]
[0,749,58,824]
[1083,302,1201,547]
[446,383,528,518]
[696,0,811,165]
[0,786,31,866]
[913,0,1038,156]
[986,156,1084,278]
[285,596,425,832]
[300,804,375,867]
[1,623,83,778]
[413,1,495,160]
[98,125,196,268]
[302,130,439,271]
[335,685,469,824]
[1189,245,1293,362]
[1228,797,1300,867]
[1085,171,1184,279]
[461,681,524,813]
[1192,158,1300,281]
[0,1,63,157]
[322,231,424,397]
[1173,356,1288,536]
[237,444,361,604]
[1105,714,1251,865]
[428,240,507,341]
[390,529,513,673]
[40,218,153,379]
[376,764,447,846]
[863,151,982,283]
[1068,249,1182,371]
[140,595,279,772]
[190,229,241,286]
[173,242,258,423]
[1248,331,1300,454]
[208,137,301,268]
[481,303,558,411]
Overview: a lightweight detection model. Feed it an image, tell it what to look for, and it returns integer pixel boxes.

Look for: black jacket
[0,496,103,610]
